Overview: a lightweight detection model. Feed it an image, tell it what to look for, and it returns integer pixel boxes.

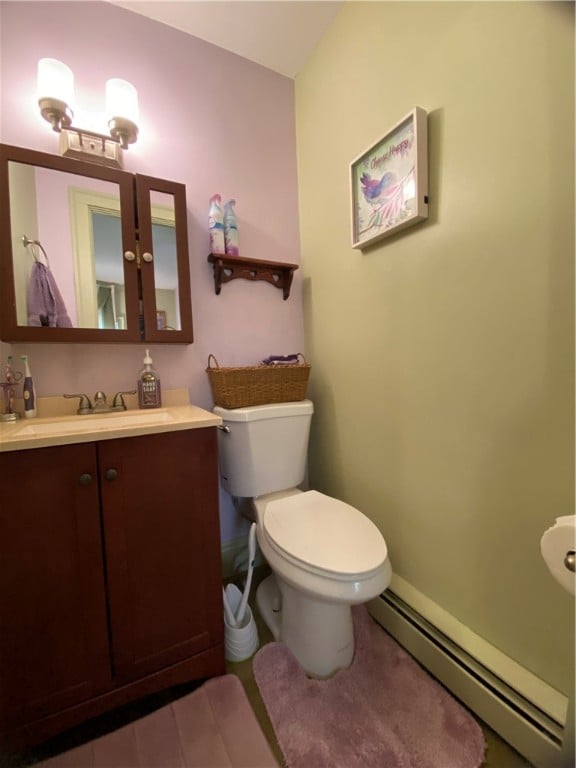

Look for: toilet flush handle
[217,425,230,433]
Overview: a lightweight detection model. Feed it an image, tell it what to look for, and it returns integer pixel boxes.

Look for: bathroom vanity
[0,405,224,751]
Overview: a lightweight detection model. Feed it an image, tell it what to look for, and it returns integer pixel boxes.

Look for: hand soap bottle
[138,349,162,409]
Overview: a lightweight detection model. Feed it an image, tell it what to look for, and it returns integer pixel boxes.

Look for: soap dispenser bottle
[138,349,162,409]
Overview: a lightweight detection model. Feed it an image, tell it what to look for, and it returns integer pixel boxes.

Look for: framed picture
[350,107,428,249]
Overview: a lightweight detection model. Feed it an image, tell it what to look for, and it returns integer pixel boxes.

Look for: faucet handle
[112,390,137,409]
[64,393,92,414]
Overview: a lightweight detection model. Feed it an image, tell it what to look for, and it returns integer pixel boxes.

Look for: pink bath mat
[253,605,485,768]
[36,674,279,767]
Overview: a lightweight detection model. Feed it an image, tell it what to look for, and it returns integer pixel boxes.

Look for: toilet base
[256,574,355,679]
[256,573,282,641]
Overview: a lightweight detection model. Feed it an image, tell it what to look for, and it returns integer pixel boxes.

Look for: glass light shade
[37,58,74,107]
[106,78,139,124]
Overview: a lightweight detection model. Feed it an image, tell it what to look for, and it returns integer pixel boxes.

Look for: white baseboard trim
[369,576,574,768]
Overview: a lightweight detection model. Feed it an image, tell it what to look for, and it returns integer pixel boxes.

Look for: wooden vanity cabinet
[0,428,224,751]
[98,429,223,684]
[0,443,110,731]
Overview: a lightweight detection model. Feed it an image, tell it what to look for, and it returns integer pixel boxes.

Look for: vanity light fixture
[37,58,139,168]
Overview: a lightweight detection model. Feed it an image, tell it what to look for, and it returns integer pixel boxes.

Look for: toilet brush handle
[236,523,257,626]
[236,567,254,626]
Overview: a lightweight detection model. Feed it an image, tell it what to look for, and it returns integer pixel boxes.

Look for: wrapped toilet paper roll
[540,515,576,595]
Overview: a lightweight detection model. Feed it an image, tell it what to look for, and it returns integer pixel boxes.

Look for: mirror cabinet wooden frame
[0,144,193,343]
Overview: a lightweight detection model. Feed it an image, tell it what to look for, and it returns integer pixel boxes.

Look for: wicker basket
[206,354,311,409]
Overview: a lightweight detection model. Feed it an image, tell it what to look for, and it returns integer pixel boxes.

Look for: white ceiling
[109,1,343,78]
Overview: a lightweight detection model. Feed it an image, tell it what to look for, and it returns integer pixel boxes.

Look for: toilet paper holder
[565,550,575,572]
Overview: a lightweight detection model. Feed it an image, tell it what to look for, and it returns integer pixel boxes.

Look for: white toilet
[214,399,392,678]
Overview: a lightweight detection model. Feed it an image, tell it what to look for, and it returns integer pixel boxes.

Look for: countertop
[0,391,222,452]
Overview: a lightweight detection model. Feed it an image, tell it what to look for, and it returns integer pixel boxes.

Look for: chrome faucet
[64,390,137,415]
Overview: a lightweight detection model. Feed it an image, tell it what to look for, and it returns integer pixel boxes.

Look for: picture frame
[350,107,428,249]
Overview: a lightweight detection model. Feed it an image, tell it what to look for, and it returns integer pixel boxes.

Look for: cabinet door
[135,174,194,344]
[0,444,111,732]
[0,143,142,343]
[99,429,222,683]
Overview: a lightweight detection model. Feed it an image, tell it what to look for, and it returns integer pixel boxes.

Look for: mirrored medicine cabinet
[0,144,193,343]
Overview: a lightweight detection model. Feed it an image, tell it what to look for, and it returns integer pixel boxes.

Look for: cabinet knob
[124,250,136,262]
[142,252,153,263]
[79,473,93,486]
[105,468,118,481]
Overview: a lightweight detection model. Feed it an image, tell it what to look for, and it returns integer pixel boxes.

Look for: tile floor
[5,567,535,768]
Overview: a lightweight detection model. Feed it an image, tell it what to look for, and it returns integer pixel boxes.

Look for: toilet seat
[262,490,388,582]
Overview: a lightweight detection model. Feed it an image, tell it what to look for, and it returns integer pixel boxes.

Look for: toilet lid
[263,490,388,578]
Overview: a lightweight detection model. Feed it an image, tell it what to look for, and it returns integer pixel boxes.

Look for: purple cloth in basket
[27,262,73,328]
[262,354,300,365]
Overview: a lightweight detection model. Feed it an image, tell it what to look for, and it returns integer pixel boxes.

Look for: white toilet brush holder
[223,582,259,662]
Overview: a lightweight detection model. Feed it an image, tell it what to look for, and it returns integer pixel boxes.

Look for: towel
[262,354,300,366]
[27,262,73,328]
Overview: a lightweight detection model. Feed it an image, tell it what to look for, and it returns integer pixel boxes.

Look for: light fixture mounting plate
[59,129,123,168]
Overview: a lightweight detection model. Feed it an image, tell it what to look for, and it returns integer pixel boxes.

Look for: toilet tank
[213,400,314,498]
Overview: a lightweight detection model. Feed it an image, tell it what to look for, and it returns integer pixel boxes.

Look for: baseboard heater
[370,590,570,768]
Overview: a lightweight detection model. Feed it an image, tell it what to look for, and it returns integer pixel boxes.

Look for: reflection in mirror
[91,213,126,329]
[150,191,180,331]
[8,161,126,329]
[70,185,126,328]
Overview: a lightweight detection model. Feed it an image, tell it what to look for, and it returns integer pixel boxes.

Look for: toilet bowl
[214,400,392,678]
[252,488,391,677]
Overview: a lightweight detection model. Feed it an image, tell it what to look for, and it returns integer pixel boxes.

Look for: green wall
[296,1,574,694]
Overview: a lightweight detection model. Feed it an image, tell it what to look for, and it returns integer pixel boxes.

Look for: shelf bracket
[207,254,298,300]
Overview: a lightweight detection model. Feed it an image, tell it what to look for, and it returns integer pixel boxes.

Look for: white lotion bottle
[21,355,37,418]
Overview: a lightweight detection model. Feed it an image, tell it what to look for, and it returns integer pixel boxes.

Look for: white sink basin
[13,411,176,437]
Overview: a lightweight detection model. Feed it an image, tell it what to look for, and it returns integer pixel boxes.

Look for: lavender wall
[0,1,305,541]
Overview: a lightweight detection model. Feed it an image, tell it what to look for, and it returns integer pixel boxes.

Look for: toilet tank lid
[214,400,313,422]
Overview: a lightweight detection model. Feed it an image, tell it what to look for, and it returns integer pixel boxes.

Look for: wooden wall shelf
[207,254,298,300]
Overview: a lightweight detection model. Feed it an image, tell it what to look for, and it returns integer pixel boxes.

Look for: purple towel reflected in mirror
[27,262,73,328]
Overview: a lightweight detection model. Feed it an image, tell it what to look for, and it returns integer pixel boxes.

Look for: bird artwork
[360,171,397,203]
[358,167,413,238]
